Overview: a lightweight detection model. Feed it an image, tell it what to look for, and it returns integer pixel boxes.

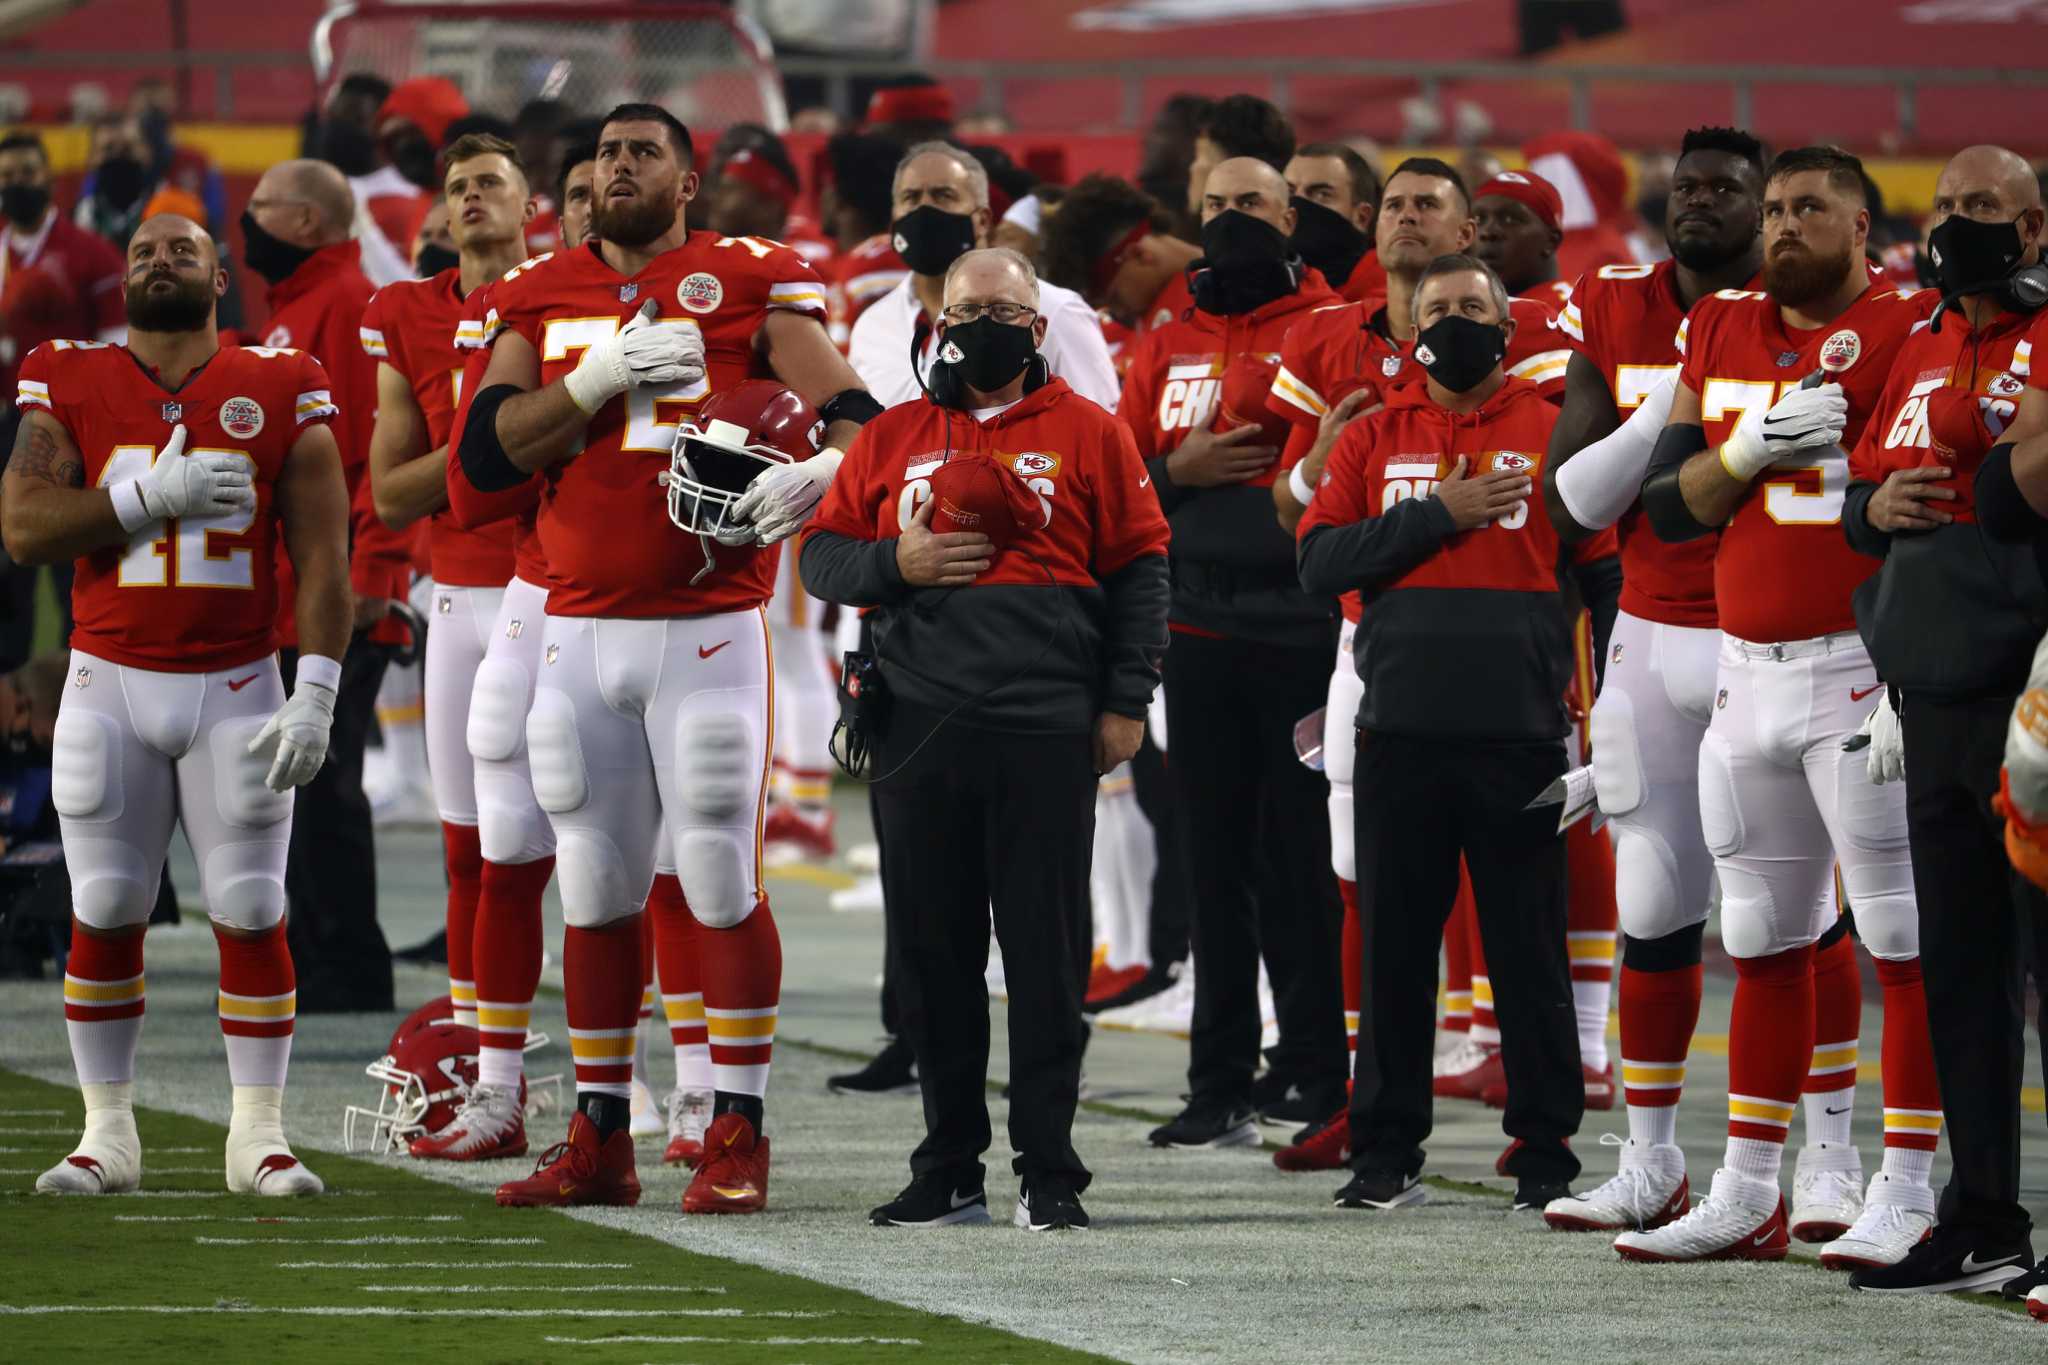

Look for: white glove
[247,660,339,792]
[731,447,845,546]
[2008,635,2048,819]
[1718,381,1848,481]
[111,424,255,533]
[563,300,707,414]
[1860,692,1905,785]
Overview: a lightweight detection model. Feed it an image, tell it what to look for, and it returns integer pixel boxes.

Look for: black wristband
[457,383,527,492]
[819,388,885,428]
[1642,421,1714,543]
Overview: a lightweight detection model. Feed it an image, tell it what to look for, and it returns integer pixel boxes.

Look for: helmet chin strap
[690,532,716,585]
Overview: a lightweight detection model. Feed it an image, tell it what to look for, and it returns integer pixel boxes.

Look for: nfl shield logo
[1381,356,1403,378]
[619,283,640,304]
[161,402,183,423]
[1774,351,1800,367]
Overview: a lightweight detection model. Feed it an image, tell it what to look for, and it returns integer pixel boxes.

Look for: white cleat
[1544,1139,1689,1232]
[36,1083,141,1195]
[226,1086,324,1196]
[1791,1142,1864,1242]
[628,1078,665,1139]
[1096,969,1194,1035]
[1819,1173,1936,1270]
[829,874,885,913]
[1612,1167,1788,1262]
[847,841,882,874]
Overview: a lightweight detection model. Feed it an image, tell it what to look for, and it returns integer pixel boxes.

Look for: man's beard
[124,273,213,332]
[1671,228,1751,274]
[593,188,675,248]
[1764,242,1854,309]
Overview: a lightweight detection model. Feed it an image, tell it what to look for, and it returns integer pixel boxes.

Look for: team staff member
[804,247,1170,1232]
[243,157,413,1011]
[1122,156,1346,1146]
[1298,254,1590,1213]
[1845,146,2048,1295]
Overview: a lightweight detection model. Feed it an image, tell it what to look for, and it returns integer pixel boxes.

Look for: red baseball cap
[1475,171,1563,233]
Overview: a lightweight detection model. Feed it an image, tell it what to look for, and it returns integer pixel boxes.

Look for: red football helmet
[342,1017,560,1154]
[389,995,454,1052]
[1213,352,1289,448]
[926,454,1050,552]
[665,380,825,540]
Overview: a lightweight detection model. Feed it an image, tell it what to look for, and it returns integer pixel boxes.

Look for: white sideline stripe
[197,1235,544,1246]
[548,1336,922,1348]
[0,1126,71,1134]
[122,1215,463,1224]
[284,1260,631,1270]
[0,1109,65,1116]
[1,1166,217,1174]
[0,1307,776,1319]
[356,1283,727,1295]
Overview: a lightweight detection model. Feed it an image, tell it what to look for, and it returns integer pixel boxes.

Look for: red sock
[1727,944,1814,1148]
[63,923,145,1086]
[649,875,711,1090]
[214,922,295,1089]
[1339,877,1361,1068]
[1442,866,1474,1034]
[1807,927,1863,1098]
[700,900,782,1098]
[474,855,551,1088]
[1460,865,1498,1047]
[441,822,482,1025]
[1618,962,1703,1110]
[1565,822,1618,985]
[563,914,643,1099]
[1873,956,1942,1156]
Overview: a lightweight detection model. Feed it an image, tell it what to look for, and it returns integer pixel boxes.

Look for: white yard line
[0,1166,218,1174]
[195,1235,543,1246]
[281,1260,632,1270]
[354,1283,727,1295]
[545,1336,923,1348]
[0,1306,766,1318]
[119,1214,463,1224]
[0,1109,66,1117]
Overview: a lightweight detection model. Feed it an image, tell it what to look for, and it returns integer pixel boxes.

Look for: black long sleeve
[1570,553,1624,691]
[1145,453,1195,517]
[1297,495,1457,598]
[1842,478,1892,558]
[799,530,907,609]
[1098,553,1170,719]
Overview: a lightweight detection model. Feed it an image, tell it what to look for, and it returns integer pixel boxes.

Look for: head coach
[801,247,1170,1233]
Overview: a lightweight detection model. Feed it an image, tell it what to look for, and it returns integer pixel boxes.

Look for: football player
[557,146,595,252]
[1616,146,1941,1264]
[362,132,536,1156]
[5,214,353,1195]
[458,102,875,1213]
[1473,170,1572,309]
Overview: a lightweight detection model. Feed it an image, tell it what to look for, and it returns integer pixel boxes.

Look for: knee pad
[67,837,154,930]
[1840,876,1918,960]
[678,831,754,927]
[51,707,119,821]
[475,766,557,865]
[525,688,588,814]
[1695,731,1744,860]
[467,656,532,763]
[1716,868,1787,960]
[554,830,642,928]
[1610,821,1707,940]
[201,838,286,932]
[208,716,292,829]
[1590,690,1645,818]
[675,711,759,926]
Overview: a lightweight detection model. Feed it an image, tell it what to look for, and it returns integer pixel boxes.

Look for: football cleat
[763,803,835,862]
[1084,961,1151,1009]
[1544,1139,1688,1232]
[829,874,885,914]
[1431,1039,1502,1102]
[226,1088,323,1197]
[2029,1285,2048,1322]
[37,1084,142,1195]
[1480,1061,1615,1111]
[1095,966,1194,1036]
[495,1111,640,1207]
[1790,1142,1864,1242]
[664,1087,713,1166]
[683,1111,771,1214]
[408,1082,526,1161]
[1613,1168,1786,1263]
[1819,1173,1935,1271]
[1274,1107,1350,1172]
[628,1078,665,1139]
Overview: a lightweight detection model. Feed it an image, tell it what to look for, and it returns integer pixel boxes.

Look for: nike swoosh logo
[557,1182,577,1196]
[1139,475,1151,487]
[1752,1231,1775,1246]
[226,673,260,692]
[711,1184,755,1199]
[1824,1105,1850,1115]
[1961,1251,2022,1273]
[950,1188,980,1209]
[698,641,732,659]
[1850,684,1882,701]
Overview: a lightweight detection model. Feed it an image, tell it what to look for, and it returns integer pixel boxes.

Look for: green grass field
[0,1068,1111,1364]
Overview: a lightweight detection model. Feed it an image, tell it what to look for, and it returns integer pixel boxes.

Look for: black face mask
[1191,210,1301,316]
[415,243,460,279]
[935,316,1040,395]
[95,155,149,211]
[891,205,977,277]
[389,133,439,191]
[0,183,49,226]
[1413,315,1508,394]
[240,210,319,285]
[1927,212,2027,297]
[1288,197,1369,288]
[313,120,379,178]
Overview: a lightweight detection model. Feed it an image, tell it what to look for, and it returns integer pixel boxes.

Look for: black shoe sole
[1147,1118,1260,1149]
[870,1201,991,1228]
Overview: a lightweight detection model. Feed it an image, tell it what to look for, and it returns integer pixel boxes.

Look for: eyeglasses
[941,302,1037,325]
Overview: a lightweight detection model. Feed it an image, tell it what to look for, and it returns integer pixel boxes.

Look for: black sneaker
[393,929,449,965]
[828,1038,919,1096]
[868,1171,990,1227]
[1849,1222,2032,1294]
[1513,1179,1572,1212]
[1251,1072,1342,1126]
[1147,1097,1259,1149]
[1333,1167,1427,1210]
[1015,1175,1090,1231]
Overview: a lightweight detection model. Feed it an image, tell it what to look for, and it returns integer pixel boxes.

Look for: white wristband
[812,446,846,481]
[110,479,152,533]
[562,364,616,416]
[295,654,342,693]
[1288,459,1318,508]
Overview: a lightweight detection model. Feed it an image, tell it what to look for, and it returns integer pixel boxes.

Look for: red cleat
[682,1111,771,1214]
[493,1111,640,1207]
[1433,1042,1503,1102]
[763,804,835,860]
[1481,1061,1616,1111]
[1273,1107,1350,1172]
[1085,961,1150,1008]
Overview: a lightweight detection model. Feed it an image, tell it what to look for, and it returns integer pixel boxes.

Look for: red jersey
[1,210,124,400]
[443,289,547,587]
[14,340,335,672]
[1678,281,1937,643]
[482,233,828,617]
[1851,304,2036,526]
[1338,250,1387,305]
[1557,258,1722,627]
[1136,271,1196,337]
[1523,278,1576,312]
[827,232,907,349]
[361,269,516,588]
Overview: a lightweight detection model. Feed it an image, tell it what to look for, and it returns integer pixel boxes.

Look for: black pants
[1350,730,1581,1182]
[1130,728,1190,969]
[1902,691,2048,1244]
[874,704,1095,1187]
[1164,630,1346,1105]
[281,638,393,1009]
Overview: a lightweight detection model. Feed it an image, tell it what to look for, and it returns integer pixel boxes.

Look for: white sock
[1880,1144,1935,1186]
[677,1042,714,1094]
[1725,1135,1784,1183]
[1573,979,1611,1071]
[476,1043,524,1091]
[1627,1102,1679,1150]
[1805,1086,1854,1148]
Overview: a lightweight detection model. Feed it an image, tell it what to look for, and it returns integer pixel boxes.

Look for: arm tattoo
[10,417,84,489]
